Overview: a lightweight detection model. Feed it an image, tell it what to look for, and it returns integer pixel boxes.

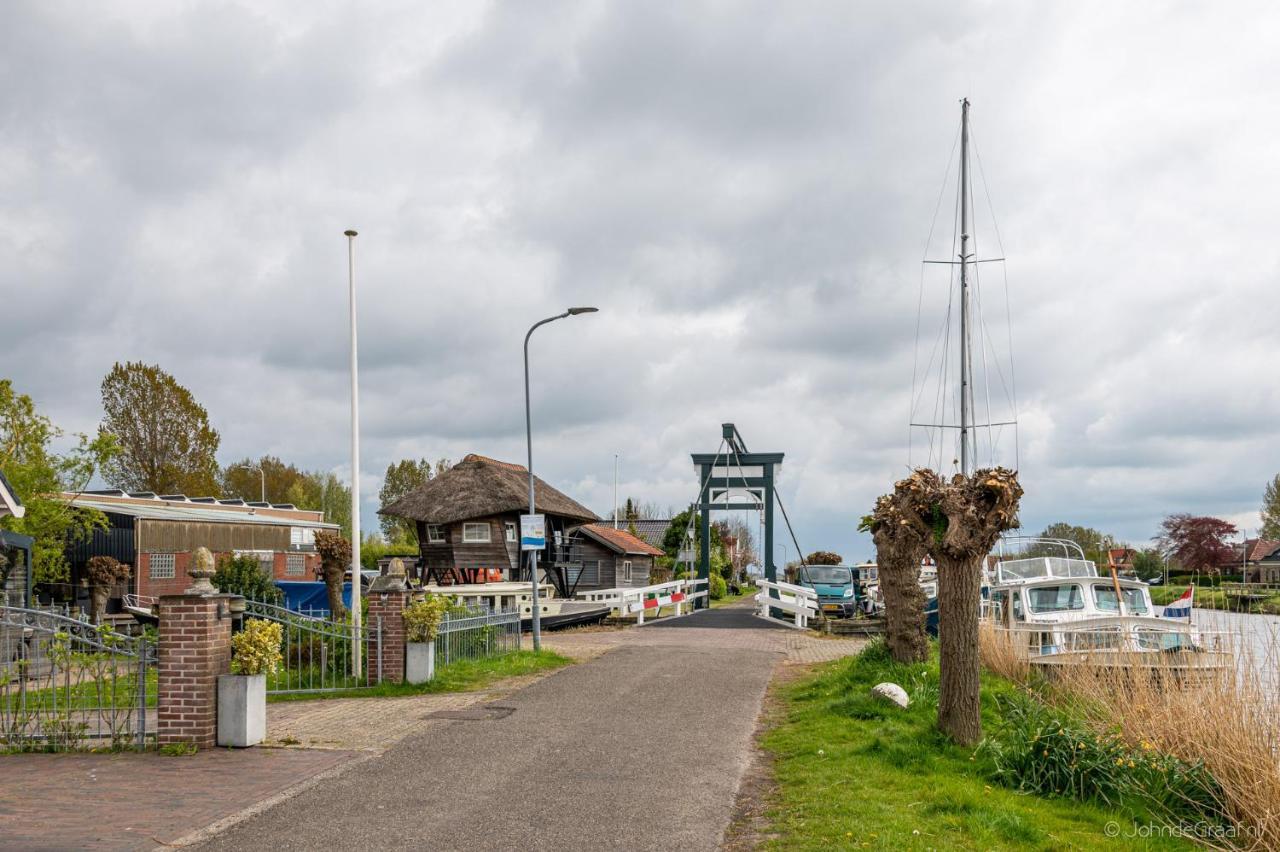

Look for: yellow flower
[1128,760,1136,768]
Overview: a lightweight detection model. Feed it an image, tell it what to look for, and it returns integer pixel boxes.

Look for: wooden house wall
[137,519,291,553]
[575,538,616,589]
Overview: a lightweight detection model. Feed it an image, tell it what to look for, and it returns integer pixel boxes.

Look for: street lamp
[345,229,362,677]
[228,463,265,503]
[524,306,598,652]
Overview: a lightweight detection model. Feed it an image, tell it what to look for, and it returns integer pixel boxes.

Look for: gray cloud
[3,0,1279,563]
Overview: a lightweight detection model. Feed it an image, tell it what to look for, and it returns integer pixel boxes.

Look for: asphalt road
[197,612,778,851]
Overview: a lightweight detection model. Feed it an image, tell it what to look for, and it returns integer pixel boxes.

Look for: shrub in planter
[403,595,449,684]
[219,618,283,748]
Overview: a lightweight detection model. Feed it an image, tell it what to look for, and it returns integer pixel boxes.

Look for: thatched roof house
[379,454,599,592]
[379,454,596,525]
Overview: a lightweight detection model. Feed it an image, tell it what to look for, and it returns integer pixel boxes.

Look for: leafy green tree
[284,471,352,539]
[378,458,451,543]
[212,553,282,603]
[222,455,309,503]
[99,362,220,495]
[1,380,117,585]
[1131,548,1165,582]
[1035,522,1117,566]
[1261,475,1280,540]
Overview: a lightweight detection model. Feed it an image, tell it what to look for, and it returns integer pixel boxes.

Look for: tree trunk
[876,540,928,664]
[323,564,346,621]
[935,552,983,745]
[90,585,110,625]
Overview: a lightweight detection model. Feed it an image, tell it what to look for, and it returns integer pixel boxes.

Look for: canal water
[1171,606,1280,693]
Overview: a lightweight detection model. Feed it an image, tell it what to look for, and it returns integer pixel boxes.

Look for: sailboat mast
[958,98,973,476]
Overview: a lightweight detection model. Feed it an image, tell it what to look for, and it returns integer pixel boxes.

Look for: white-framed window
[426,524,445,544]
[290,527,316,548]
[505,522,517,543]
[622,560,633,582]
[463,522,491,543]
[150,553,176,580]
[286,554,306,576]
[235,550,275,575]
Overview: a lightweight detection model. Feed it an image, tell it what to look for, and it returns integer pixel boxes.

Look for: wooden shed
[570,523,665,591]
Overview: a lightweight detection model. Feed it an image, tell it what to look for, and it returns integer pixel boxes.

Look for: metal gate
[242,599,383,694]
[0,606,154,750]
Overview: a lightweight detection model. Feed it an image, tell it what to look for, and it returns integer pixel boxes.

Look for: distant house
[54,491,337,609]
[0,469,32,607]
[378,454,599,597]
[1106,548,1136,577]
[570,523,664,591]
[600,518,673,552]
[1233,538,1280,583]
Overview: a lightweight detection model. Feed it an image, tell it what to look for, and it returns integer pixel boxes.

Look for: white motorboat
[983,538,1228,675]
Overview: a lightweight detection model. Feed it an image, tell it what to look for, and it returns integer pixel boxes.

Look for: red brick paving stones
[0,748,357,851]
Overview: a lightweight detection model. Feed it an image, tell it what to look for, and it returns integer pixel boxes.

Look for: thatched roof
[378,454,599,525]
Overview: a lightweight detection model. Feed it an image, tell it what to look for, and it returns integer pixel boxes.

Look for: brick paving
[0,748,356,851]
[0,601,863,851]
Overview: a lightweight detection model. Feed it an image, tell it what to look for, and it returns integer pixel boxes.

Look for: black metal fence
[0,605,154,750]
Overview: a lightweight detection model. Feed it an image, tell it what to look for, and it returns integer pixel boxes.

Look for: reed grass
[979,619,1280,849]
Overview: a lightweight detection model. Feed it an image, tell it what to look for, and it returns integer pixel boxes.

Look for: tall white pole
[613,453,619,529]
[958,98,973,477]
[345,229,362,677]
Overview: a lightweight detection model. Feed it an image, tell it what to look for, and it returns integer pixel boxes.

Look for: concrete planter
[406,641,435,685]
[217,674,266,747]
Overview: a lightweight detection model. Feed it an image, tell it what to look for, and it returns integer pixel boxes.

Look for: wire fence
[435,606,521,669]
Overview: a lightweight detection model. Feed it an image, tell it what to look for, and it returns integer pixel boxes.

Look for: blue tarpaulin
[274,580,352,616]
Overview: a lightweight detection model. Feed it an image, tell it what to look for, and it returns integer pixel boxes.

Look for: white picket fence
[754,580,818,629]
[577,578,709,624]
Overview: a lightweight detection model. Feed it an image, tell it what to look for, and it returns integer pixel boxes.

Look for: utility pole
[613,454,619,529]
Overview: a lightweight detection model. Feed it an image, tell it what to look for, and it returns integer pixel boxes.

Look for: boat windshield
[805,567,852,585]
[1027,584,1085,613]
[1092,584,1150,615]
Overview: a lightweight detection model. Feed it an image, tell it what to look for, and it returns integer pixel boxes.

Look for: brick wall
[157,594,233,748]
[138,550,318,597]
[367,590,408,684]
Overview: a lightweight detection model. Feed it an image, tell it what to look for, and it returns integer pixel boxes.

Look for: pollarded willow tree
[860,488,930,665]
[899,467,1023,746]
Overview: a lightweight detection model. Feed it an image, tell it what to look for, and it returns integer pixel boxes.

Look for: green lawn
[266,650,570,702]
[760,647,1192,851]
[711,585,758,608]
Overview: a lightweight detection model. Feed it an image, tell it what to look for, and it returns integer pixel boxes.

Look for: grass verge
[711,586,758,608]
[265,650,570,702]
[760,646,1191,851]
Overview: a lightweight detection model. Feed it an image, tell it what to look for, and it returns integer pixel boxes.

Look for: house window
[426,524,445,544]
[505,522,517,543]
[622,560,633,582]
[150,553,176,580]
[286,554,306,576]
[462,522,491,544]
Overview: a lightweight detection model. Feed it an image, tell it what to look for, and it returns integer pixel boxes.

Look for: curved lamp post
[524,307,598,651]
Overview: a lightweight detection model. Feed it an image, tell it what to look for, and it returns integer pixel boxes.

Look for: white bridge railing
[577,578,709,624]
[755,580,818,630]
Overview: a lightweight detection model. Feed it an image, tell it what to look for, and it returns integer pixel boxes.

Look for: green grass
[2,668,157,710]
[265,650,571,702]
[711,585,758,608]
[760,646,1193,851]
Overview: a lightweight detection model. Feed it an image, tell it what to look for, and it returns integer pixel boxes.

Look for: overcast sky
[4,1,1278,562]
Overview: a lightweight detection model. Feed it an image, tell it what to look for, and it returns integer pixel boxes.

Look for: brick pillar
[367,588,409,684]
[157,593,234,748]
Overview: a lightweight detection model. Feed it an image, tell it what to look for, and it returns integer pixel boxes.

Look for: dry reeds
[981,616,1280,849]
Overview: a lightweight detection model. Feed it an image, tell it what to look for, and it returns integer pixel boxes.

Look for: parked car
[795,564,856,618]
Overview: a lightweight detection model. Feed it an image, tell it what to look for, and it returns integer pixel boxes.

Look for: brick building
[56,490,338,608]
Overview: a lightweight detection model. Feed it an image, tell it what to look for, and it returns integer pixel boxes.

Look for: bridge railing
[576,578,708,624]
[755,580,818,630]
